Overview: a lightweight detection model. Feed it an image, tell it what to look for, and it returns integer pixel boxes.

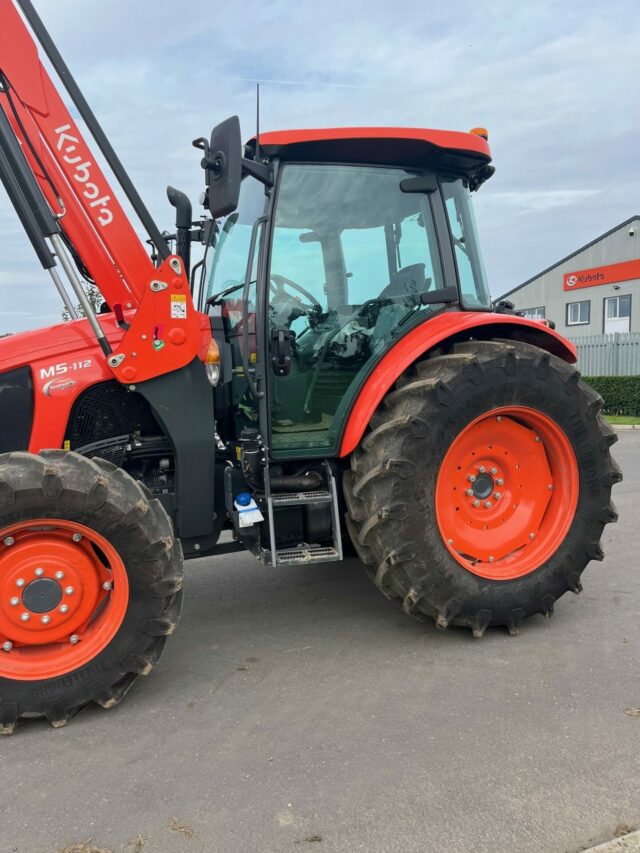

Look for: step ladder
[264,462,343,567]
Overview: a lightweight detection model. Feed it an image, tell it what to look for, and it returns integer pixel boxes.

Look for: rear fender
[339,311,576,457]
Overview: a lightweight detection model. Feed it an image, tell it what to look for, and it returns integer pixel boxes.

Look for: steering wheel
[270,273,321,314]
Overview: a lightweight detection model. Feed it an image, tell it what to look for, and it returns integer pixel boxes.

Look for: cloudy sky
[0,0,637,333]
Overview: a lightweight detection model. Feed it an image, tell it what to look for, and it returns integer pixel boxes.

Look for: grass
[606,415,640,425]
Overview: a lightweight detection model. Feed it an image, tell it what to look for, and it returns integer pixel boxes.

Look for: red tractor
[0,0,620,733]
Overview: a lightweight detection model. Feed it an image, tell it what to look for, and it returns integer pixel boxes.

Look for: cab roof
[249,126,492,176]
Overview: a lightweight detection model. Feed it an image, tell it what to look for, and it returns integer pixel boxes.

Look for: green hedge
[583,376,640,417]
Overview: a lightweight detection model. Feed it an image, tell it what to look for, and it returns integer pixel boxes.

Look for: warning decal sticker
[170,293,187,319]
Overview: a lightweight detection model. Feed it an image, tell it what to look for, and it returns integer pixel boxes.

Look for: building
[499,215,640,339]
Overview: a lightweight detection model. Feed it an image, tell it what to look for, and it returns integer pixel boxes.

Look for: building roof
[498,214,640,302]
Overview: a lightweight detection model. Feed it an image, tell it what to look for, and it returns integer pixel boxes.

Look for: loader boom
[0,0,162,309]
[0,0,208,385]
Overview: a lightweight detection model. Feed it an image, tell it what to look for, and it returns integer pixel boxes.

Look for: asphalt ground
[3,431,639,853]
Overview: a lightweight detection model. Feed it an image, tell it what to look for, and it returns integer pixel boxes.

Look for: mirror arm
[242,157,273,187]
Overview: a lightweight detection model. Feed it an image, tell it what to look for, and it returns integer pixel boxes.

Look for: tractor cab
[202,122,495,458]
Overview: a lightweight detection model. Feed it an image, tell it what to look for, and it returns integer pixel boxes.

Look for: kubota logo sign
[565,272,605,288]
[55,124,114,226]
[563,259,640,291]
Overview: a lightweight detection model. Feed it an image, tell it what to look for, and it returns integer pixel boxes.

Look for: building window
[603,294,631,333]
[566,300,590,326]
[522,306,545,320]
[605,294,631,319]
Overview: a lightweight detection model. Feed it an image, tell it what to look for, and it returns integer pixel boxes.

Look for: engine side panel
[0,366,34,452]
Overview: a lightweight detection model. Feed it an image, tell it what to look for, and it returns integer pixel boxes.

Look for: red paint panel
[563,259,640,291]
[257,126,491,159]
[339,312,576,457]
[30,343,115,452]
[107,256,206,385]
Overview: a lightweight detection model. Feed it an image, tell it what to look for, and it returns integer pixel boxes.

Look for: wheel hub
[471,472,494,500]
[22,577,63,614]
[435,406,579,580]
[0,519,129,681]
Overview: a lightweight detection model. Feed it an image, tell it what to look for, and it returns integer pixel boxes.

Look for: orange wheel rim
[0,519,129,681]
[435,406,579,580]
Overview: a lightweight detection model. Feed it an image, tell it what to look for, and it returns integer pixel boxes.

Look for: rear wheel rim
[0,519,129,680]
[435,406,579,580]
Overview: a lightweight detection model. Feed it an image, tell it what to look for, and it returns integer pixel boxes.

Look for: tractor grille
[65,381,160,448]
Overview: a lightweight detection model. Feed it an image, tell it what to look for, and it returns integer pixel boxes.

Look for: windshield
[207,177,266,302]
[441,177,491,309]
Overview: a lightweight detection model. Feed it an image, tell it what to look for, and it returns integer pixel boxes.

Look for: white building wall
[504,218,640,339]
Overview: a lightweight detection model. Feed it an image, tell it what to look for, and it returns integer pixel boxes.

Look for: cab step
[272,544,341,566]
[264,461,343,567]
[271,490,333,507]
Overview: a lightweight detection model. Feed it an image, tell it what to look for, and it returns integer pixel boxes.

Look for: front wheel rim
[0,519,129,681]
[435,406,579,580]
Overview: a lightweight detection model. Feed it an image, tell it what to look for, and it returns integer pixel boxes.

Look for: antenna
[255,83,261,159]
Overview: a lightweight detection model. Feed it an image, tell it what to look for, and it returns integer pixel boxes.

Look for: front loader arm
[0,0,155,309]
[0,0,210,383]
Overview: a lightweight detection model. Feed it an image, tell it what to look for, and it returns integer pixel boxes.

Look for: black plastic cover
[0,366,34,452]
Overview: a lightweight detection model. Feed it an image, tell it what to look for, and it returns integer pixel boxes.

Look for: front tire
[343,339,621,636]
[0,451,183,733]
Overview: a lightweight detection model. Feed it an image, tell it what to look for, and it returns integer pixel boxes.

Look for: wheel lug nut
[548,484,553,491]
[65,586,74,595]
[60,604,69,614]
[9,597,19,607]
[41,615,51,625]
[489,556,495,562]
[55,571,65,580]
[473,499,480,507]
[479,466,486,473]
[20,612,29,622]
[3,536,15,546]
[2,641,12,652]
[494,492,502,499]
[35,567,44,577]
[16,578,25,588]
[496,416,502,423]
[468,475,476,483]
[447,538,453,545]
[72,533,83,543]
[466,489,474,496]
[484,500,492,508]
[70,634,80,644]
[103,581,112,591]
[529,532,536,539]
[490,467,497,475]
[534,436,541,443]
[496,478,504,486]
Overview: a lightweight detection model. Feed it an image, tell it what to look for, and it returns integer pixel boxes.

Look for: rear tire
[343,339,621,636]
[0,451,183,733]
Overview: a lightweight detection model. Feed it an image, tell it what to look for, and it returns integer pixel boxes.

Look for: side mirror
[195,116,242,219]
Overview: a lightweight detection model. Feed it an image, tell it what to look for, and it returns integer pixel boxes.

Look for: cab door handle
[271,326,292,376]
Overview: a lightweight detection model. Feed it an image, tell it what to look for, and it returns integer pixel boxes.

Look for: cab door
[266,162,449,458]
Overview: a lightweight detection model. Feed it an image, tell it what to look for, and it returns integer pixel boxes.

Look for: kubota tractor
[0,0,620,733]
